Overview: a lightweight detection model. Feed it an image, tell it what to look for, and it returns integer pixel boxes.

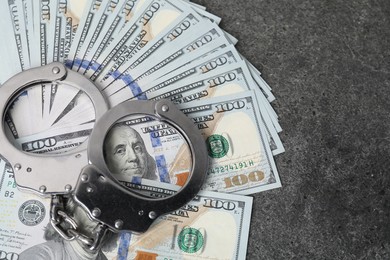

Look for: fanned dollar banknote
[0,158,252,259]
[0,0,284,259]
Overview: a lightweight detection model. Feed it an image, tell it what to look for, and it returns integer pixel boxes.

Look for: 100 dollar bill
[93,0,198,85]
[104,115,193,185]
[103,24,229,97]
[96,12,207,88]
[0,157,51,257]
[139,44,242,94]
[155,60,283,155]
[86,0,192,81]
[58,0,91,60]
[106,180,253,260]
[12,122,94,154]
[5,84,94,138]
[78,0,143,73]
[0,2,23,83]
[179,91,282,194]
[72,0,121,70]
[32,0,59,65]
[0,160,252,260]
[4,0,30,70]
[65,0,108,68]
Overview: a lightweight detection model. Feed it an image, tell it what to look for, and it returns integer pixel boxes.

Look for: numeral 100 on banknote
[224,171,265,189]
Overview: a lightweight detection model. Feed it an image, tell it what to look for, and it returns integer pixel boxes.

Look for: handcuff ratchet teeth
[0,63,208,243]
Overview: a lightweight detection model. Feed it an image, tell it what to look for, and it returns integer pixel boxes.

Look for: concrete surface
[192,0,390,259]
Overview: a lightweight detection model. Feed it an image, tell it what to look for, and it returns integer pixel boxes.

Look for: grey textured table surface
[192,0,390,259]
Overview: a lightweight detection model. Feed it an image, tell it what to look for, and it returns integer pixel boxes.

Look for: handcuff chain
[50,195,98,250]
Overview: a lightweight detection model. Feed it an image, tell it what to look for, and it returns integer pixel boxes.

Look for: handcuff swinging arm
[75,99,209,233]
[0,62,108,194]
[0,62,209,235]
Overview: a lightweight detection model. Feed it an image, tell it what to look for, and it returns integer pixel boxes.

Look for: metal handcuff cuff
[0,63,208,251]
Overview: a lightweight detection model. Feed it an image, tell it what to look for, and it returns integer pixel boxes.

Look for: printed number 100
[224,171,265,188]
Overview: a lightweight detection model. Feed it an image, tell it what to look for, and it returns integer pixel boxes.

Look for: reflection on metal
[0,62,209,249]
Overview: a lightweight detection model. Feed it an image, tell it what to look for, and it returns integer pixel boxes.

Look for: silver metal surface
[149,211,157,220]
[114,220,123,229]
[0,62,209,237]
[65,185,72,192]
[0,62,108,195]
[75,100,209,233]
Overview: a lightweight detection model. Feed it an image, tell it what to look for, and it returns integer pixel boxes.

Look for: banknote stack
[0,0,284,259]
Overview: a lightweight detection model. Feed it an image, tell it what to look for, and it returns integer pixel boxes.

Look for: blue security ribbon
[155,155,170,183]
[117,232,132,260]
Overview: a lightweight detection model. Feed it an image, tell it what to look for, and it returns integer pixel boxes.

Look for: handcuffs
[0,63,208,251]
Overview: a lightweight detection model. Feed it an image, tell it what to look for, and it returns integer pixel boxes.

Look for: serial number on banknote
[208,160,255,174]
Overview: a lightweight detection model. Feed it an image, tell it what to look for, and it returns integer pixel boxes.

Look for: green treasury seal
[178,227,204,253]
[206,134,229,158]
